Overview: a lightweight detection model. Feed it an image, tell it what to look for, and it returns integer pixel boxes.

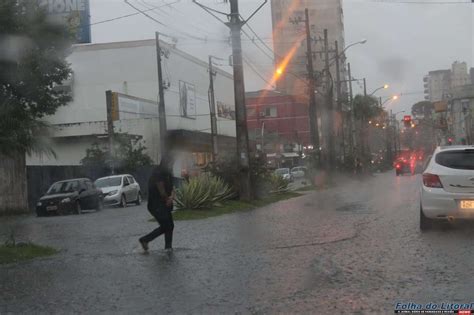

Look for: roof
[54,178,90,183]
[438,145,474,151]
[72,39,233,80]
[96,175,131,180]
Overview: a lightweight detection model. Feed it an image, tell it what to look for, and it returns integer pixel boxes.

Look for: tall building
[423,70,451,102]
[451,61,470,88]
[270,0,345,96]
[470,67,474,85]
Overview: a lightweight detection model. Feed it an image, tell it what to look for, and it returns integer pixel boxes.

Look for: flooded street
[2,171,474,313]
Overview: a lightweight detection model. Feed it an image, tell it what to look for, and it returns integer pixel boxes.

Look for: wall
[0,153,28,215]
[246,92,310,151]
[47,40,236,138]
[27,118,161,166]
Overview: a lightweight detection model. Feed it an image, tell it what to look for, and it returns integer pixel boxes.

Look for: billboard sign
[217,101,235,120]
[38,0,91,44]
[179,81,196,118]
[111,93,158,121]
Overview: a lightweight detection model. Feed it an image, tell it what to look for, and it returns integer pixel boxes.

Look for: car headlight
[60,197,71,204]
[37,201,42,207]
[108,190,118,196]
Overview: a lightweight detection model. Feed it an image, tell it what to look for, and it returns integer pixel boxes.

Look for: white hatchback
[420,146,474,230]
[95,174,141,207]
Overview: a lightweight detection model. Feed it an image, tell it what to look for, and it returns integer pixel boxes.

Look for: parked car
[291,166,308,178]
[420,146,474,230]
[394,157,414,176]
[275,168,293,182]
[95,174,141,207]
[36,178,103,217]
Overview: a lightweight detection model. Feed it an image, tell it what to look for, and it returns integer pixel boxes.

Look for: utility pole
[105,90,115,175]
[305,8,320,165]
[208,56,219,161]
[363,78,367,97]
[228,0,252,200]
[348,63,356,159]
[334,40,344,162]
[155,32,168,157]
[323,28,334,170]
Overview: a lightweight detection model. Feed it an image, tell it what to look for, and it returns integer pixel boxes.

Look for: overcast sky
[89,0,473,113]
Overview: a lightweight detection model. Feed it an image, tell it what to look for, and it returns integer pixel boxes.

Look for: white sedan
[420,146,474,230]
[95,174,142,207]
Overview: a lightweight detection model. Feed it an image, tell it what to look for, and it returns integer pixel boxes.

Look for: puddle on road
[335,203,372,214]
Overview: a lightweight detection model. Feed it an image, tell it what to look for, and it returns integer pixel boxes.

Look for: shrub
[269,174,290,194]
[175,174,236,210]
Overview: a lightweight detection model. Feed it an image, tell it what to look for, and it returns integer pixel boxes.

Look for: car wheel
[420,206,433,230]
[120,194,127,208]
[135,192,142,206]
[36,208,47,217]
[96,198,103,211]
[75,201,82,215]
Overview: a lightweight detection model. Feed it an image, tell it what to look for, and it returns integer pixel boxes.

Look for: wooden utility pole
[208,56,219,161]
[334,40,345,161]
[348,63,355,152]
[228,0,252,200]
[363,78,367,97]
[155,32,168,158]
[304,8,320,165]
[323,29,334,170]
[105,90,115,175]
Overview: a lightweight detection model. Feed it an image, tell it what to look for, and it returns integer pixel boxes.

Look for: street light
[381,95,399,106]
[369,84,389,96]
[341,39,367,56]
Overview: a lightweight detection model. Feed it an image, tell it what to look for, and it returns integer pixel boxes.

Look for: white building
[451,61,470,89]
[423,70,451,102]
[27,39,237,175]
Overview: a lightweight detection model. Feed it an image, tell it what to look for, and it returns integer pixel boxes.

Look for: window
[127,176,135,184]
[84,180,93,191]
[264,107,277,118]
[123,177,129,186]
[436,150,474,170]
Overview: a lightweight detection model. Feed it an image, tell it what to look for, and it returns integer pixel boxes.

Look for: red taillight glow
[423,173,443,188]
[396,164,401,169]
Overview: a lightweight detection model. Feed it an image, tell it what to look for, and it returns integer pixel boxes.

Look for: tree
[0,1,72,156]
[411,101,434,118]
[81,134,153,173]
[352,95,382,121]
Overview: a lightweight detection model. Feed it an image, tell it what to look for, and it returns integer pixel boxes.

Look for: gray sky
[89,0,473,114]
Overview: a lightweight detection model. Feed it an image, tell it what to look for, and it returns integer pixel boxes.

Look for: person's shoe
[139,239,149,252]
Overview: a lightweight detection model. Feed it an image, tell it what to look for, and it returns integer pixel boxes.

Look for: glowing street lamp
[369,84,389,96]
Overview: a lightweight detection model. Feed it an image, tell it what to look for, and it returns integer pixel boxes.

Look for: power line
[242,55,274,88]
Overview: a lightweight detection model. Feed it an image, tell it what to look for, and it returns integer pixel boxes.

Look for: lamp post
[392,110,405,154]
[369,84,389,96]
[381,95,399,107]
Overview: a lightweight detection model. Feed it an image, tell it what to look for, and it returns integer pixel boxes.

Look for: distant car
[95,174,141,207]
[275,168,293,182]
[420,146,474,230]
[291,166,308,179]
[36,178,103,217]
[394,157,414,176]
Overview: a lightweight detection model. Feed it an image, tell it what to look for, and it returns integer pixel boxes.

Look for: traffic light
[403,115,412,128]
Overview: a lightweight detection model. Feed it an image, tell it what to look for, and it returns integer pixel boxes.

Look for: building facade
[423,70,451,102]
[270,0,345,96]
[451,61,470,88]
[27,39,237,176]
[246,90,310,167]
[448,84,474,145]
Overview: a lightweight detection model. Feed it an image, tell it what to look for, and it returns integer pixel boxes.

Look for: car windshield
[436,150,474,170]
[47,181,79,195]
[95,177,122,188]
[275,168,289,175]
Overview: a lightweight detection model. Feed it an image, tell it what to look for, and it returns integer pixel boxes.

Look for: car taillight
[396,164,401,169]
[423,173,443,188]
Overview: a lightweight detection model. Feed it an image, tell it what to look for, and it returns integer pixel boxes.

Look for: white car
[275,168,293,182]
[291,166,308,178]
[420,146,474,230]
[95,174,141,207]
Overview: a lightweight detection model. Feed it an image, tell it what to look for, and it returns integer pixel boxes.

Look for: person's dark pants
[140,209,174,249]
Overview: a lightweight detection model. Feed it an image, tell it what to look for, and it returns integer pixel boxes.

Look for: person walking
[139,155,175,252]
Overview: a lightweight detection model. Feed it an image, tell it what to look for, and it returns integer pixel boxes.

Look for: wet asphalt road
[2,171,474,314]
